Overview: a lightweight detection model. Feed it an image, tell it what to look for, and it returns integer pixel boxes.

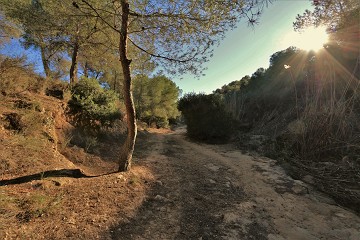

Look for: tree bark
[70,40,79,84]
[40,45,51,78]
[118,0,137,172]
[84,62,89,78]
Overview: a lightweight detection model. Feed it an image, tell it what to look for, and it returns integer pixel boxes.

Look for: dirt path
[111,127,360,240]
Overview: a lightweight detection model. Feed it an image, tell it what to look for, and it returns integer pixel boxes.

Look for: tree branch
[128,10,209,22]
[80,0,120,33]
[128,37,196,63]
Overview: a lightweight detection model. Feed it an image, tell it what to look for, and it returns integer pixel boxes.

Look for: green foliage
[70,0,270,77]
[213,75,250,94]
[293,0,359,30]
[67,77,122,131]
[133,74,180,127]
[178,93,233,142]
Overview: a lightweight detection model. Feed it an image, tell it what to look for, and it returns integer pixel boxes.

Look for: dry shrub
[281,54,360,212]
[21,111,46,136]
[0,55,44,95]
[297,101,359,161]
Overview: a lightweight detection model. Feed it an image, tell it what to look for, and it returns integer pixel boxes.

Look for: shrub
[141,115,169,128]
[178,93,233,142]
[0,55,42,95]
[67,77,122,132]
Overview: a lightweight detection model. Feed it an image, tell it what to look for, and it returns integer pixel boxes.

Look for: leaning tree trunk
[69,40,79,84]
[118,0,137,172]
[40,45,51,78]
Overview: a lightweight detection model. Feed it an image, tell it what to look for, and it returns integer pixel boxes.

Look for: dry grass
[0,55,44,95]
[282,52,360,212]
[227,47,360,212]
[0,89,156,239]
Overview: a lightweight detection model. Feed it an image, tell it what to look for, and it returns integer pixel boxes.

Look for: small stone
[116,174,126,181]
[292,184,308,195]
[68,217,76,225]
[207,164,220,172]
[154,195,168,202]
[335,212,346,218]
[209,179,216,184]
[302,175,315,185]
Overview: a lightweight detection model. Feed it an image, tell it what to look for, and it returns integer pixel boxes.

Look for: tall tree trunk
[70,40,79,84]
[84,61,89,78]
[113,71,117,91]
[40,45,51,78]
[118,0,137,172]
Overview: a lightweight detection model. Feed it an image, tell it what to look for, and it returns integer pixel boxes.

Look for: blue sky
[174,0,314,94]
[1,1,314,94]
[0,38,43,73]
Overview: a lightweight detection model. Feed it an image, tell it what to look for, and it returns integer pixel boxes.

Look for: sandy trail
[112,127,360,240]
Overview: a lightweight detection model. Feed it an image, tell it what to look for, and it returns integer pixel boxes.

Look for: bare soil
[110,126,360,240]
[1,93,359,239]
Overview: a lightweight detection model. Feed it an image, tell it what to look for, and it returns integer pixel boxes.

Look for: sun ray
[282,26,329,52]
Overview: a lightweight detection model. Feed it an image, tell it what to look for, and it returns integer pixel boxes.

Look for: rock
[267,234,287,240]
[222,212,240,223]
[209,179,216,184]
[292,184,308,195]
[154,195,169,202]
[206,163,220,172]
[302,175,315,185]
[68,217,76,225]
[309,192,337,205]
[291,181,309,195]
[335,212,346,218]
[116,174,126,181]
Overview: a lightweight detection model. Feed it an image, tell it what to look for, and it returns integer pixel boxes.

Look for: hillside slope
[0,91,153,239]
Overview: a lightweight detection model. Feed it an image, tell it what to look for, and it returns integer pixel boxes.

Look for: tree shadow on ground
[0,169,117,186]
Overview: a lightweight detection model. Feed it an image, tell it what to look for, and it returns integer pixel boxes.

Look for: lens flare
[282,26,329,51]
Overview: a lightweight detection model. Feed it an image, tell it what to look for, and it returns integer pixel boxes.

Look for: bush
[0,55,43,95]
[133,74,181,128]
[140,115,169,128]
[67,77,122,132]
[178,93,233,142]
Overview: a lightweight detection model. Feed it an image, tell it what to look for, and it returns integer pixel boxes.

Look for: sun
[282,26,329,51]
